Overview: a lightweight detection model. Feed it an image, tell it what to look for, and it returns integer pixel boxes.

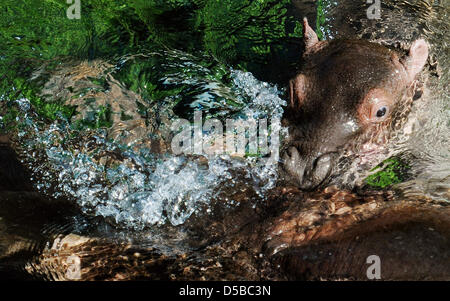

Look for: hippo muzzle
[281,18,429,190]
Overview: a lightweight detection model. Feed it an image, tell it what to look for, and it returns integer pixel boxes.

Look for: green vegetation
[72,105,113,130]
[0,0,304,67]
[316,0,328,40]
[365,157,411,189]
[12,78,76,121]
[199,0,303,80]
[0,0,325,129]
[0,61,76,133]
[0,0,199,130]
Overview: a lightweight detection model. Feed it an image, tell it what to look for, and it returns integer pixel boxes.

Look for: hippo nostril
[282,146,306,184]
[282,147,335,190]
[284,146,300,162]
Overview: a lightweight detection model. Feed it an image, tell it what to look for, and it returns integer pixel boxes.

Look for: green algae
[316,0,328,40]
[365,157,411,189]
[0,1,315,132]
[72,104,113,130]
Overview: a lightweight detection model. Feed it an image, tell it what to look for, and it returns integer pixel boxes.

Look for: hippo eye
[376,106,387,118]
[365,101,391,123]
[359,89,393,124]
[370,104,390,121]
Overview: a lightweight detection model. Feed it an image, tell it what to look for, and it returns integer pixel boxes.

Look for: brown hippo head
[282,18,429,190]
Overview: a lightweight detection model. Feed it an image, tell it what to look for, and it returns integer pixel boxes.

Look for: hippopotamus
[281,18,429,190]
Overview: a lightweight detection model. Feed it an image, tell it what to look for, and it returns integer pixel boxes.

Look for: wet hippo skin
[275,217,450,281]
[260,188,450,280]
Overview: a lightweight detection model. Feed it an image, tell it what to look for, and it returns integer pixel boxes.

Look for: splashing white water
[11,68,287,229]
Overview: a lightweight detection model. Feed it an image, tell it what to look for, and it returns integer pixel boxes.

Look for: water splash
[9,60,287,229]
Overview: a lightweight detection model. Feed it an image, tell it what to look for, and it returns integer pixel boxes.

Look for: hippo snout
[283,146,335,190]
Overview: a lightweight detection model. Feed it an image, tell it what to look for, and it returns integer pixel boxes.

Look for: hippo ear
[303,17,319,51]
[289,74,307,109]
[403,39,429,83]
